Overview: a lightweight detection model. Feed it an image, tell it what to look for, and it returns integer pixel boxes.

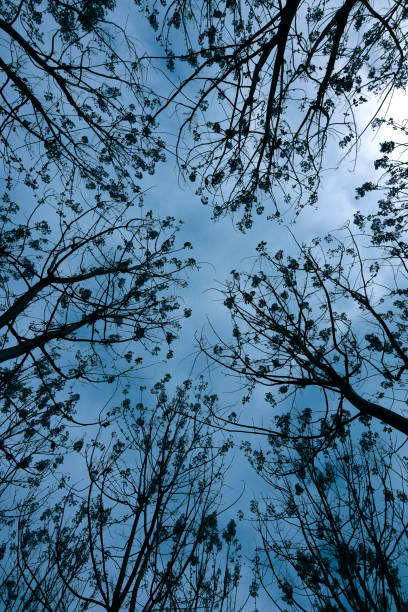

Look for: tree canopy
[248,418,408,610]
[207,221,408,437]
[0,0,164,197]
[1,0,408,610]
[139,0,408,227]
[2,380,244,611]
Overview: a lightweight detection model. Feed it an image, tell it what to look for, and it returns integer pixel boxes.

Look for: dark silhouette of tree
[0,1,197,526]
[0,0,164,197]
[0,183,196,535]
[138,0,408,228]
[1,379,245,612]
[205,219,408,437]
[354,119,408,245]
[246,420,408,610]
[0,189,194,380]
[3,2,408,608]
[0,8,208,603]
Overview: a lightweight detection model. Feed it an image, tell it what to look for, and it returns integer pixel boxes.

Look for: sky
[3,2,408,608]
[104,65,408,607]
[126,66,408,605]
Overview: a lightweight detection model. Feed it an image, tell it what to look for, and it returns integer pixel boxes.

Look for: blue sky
[3,2,408,607]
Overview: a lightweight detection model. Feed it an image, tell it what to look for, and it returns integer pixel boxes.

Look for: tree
[0,0,196,499]
[354,119,408,245]
[138,0,408,228]
[0,0,200,497]
[0,7,211,605]
[1,379,245,612]
[246,418,408,610]
[205,218,408,438]
[0,0,164,198]
[0,181,197,533]
[0,189,194,380]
